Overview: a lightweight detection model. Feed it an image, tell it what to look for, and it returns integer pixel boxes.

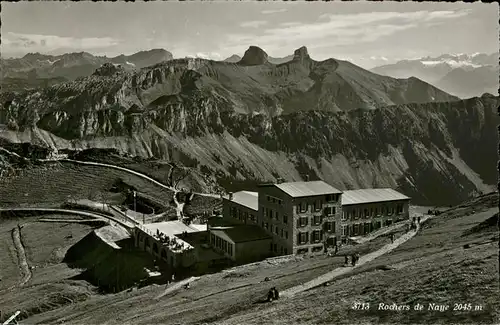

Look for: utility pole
[133,190,137,213]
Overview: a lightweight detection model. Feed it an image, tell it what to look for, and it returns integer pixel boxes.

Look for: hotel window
[271,225,274,233]
[341,211,347,221]
[314,215,322,225]
[375,208,379,216]
[278,199,282,205]
[314,200,322,211]
[326,194,335,202]
[325,221,335,232]
[353,224,359,236]
[285,231,288,239]
[231,207,236,218]
[276,211,279,220]
[250,214,256,222]
[382,207,386,215]
[267,196,271,202]
[397,204,403,214]
[342,225,348,236]
[299,202,307,213]
[364,209,369,218]
[299,216,308,227]
[312,230,322,243]
[264,222,269,230]
[283,215,288,224]
[281,229,284,238]
[324,207,335,216]
[298,232,309,245]
[275,227,279,235]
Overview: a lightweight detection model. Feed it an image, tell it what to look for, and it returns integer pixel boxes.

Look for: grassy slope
[21,193,499,325]
[0,162,176,215]
[0,218,96,323]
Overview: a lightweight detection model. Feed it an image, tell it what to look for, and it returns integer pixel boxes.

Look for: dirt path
[11,224,32,287]
[155,276,200,299]
[46,159,220,198]
[281,215,431,298]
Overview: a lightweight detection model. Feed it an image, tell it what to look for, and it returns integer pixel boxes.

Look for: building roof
[210,225,272,243]
[341,188,410,206]
[227,191,258,211]
[143,220,202,238]
[275,181,342,198]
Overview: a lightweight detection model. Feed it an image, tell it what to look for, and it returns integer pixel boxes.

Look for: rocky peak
[92,63,125,77]
[293,46,310,62]
[239,46,269,66]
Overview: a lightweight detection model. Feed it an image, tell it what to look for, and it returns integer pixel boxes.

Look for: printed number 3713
[352,302,370,310]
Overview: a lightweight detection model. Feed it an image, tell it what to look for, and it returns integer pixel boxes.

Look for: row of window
[297,216,336,230]
[340,219,393,236]
[211,233,234,256]
[297,230,323,245]
[342,205,404,220]
[266,195,283,205]
[262,222,289,239]
[270,242,288,255]
[230,207,257,223]
[263,207,288,224]
[297,246,323,254]
[296,203,337,215]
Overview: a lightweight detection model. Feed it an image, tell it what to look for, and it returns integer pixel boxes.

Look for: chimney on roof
[228,192,233,200]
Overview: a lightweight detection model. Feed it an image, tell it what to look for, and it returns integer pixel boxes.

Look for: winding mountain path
[281,215,431,298]
[46,158,220,198]
[11,224,31,287]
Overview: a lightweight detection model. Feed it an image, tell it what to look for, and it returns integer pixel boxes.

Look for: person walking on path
[351,253,357,266]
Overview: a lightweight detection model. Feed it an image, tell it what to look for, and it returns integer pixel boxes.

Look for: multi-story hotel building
[220,181,411,258]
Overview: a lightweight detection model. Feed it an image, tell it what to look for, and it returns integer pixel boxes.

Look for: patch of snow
[126,61,135,67]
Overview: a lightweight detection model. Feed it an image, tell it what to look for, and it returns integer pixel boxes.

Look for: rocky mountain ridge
[0,49,174,91]
[1,46,458,134]
[1,92,497,206]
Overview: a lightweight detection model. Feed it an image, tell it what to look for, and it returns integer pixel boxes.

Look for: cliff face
[1,94,497,206]
[0,47,494,206]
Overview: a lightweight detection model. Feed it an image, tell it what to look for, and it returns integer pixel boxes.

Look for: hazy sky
[2,1,498,69]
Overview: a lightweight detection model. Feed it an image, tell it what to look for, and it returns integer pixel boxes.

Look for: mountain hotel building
[218,180,410,257]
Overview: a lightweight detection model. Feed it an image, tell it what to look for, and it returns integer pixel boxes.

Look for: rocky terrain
[371,53,499,98]
[0,46,496,207]
[1,49,173,92]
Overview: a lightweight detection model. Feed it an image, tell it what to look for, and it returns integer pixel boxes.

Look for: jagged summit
[238,46,269,66]
[293,46,310,62]
[92,63,125,77]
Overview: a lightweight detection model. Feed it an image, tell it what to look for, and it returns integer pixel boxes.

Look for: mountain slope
[0,49,174,91]
[1,86,496,206]
[435,66,498,98]
[371,53,499,98]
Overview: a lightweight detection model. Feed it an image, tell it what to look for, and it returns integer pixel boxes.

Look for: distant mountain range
[3,45,495,207]
[371,53,499,98]
[0,49,173,92]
